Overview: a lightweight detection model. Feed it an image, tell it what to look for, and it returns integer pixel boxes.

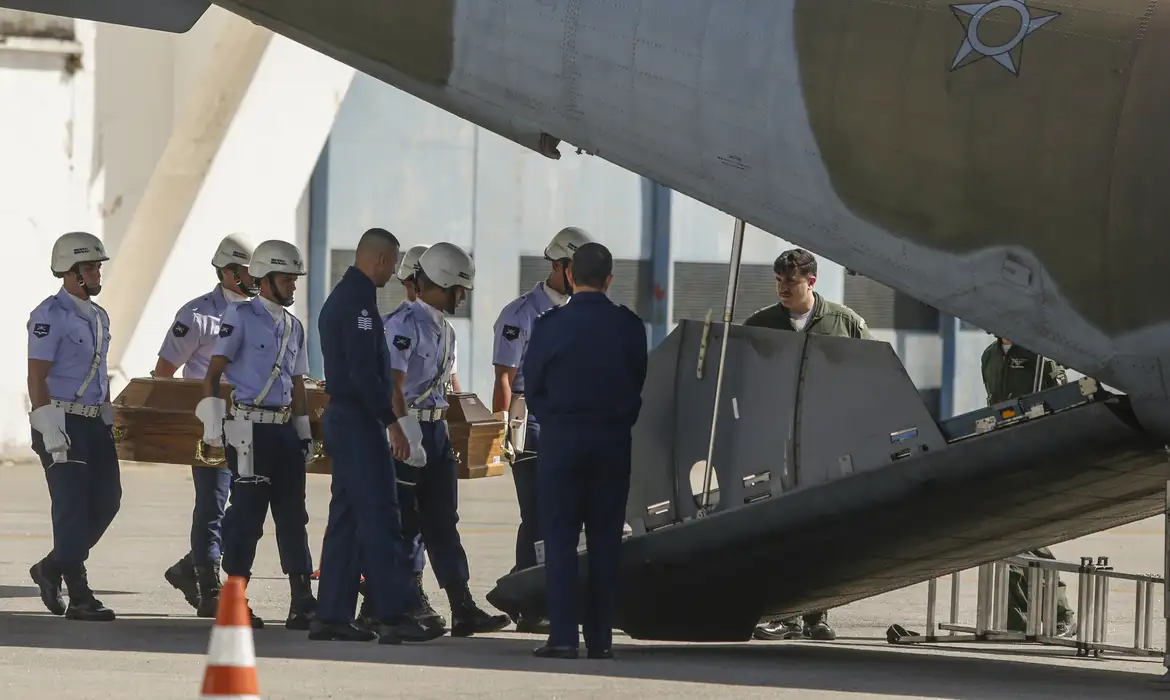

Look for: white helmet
[211,234,254,268]
[417,242,474,290]
[544,226,592,262]
[248,239,306,278]
[51,231,108,275]
[396,244,429,280]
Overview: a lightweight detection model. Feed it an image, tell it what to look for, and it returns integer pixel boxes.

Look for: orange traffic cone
[200,576,260,700]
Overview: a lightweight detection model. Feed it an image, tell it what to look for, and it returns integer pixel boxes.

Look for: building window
[329,248,472,319]
[843,272,938,331]
[671,262,777,324]
[519,256,653,318]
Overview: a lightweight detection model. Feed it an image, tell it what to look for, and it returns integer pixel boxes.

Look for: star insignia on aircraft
[949,1,1059,76]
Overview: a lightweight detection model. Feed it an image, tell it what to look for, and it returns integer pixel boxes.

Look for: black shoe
[308,619,377,642]
[803,621,837,641]
[533,644,578,659]
[29,557,65,616]
[515,614,550,634]
[164,553,201,611]
[412,572,447,630]
[587,648,615,660]
[247,606,264,629]
[62,567,115,622]
[447,585,511,637]
[376,617,447,644]
[194,560,222,618]
[286,573,318,631]
[753,618,803,640]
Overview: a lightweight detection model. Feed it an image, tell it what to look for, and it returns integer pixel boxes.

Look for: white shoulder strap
[74,309,105,401]
[252,311,295,406]
[408,319,452,409]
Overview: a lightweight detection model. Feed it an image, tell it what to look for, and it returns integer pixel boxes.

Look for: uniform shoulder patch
[392,335,412,350]
[501,324,520,341]
[172,321,190,338]
[219,323,234,338]
[32,323,50,338]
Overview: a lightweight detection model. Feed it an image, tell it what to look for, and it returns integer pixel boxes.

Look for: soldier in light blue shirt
[385,241,510,637]
[490,226,591,633]
[196,239,317,630]
[156,234,258,617]
[26,231,120,623]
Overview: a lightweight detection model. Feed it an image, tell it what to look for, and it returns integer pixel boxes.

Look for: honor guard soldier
[746,248,868,642]
[311,227,444,645]
[981,336,1076,636]
[522,241,648,659]
[385,241,511,637]
[157,234,258,616]
[491,225,591,633]
[196,239,317,630]
[26,231,121,622]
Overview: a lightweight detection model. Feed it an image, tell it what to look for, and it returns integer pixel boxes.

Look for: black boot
[308,618,377,642]
[412,573,447,630]
[375,616,447,644]
[194,560,222,618]
[515,613,551,634]
[164,553,201,611]
[286,573,318,631]
[28,555,65,616]
[62,566,115,622]
[239,575,264,629]
[447,584,510,637]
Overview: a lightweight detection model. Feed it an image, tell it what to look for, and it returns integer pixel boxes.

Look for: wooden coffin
[112,377,505,479]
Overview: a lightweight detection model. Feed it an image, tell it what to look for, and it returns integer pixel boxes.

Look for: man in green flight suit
[746,248,870,642]
[981,336,1076,635]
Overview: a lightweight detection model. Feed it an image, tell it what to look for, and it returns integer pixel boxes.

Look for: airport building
[0,7,1000,456]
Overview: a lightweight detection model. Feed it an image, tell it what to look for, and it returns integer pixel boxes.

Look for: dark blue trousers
[30,414,122,573]
[317,402,417,622]
[189,465,231,565]
[221,421,313,578]
[510,418,541,573]
[396,420,470,590]
[538,427,632,651]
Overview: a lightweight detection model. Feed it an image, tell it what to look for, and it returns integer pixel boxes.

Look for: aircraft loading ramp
[486,320,1170,643]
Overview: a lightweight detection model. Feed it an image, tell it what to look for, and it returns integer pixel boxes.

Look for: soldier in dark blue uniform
[308,228,444,644]
[522,242,648,659]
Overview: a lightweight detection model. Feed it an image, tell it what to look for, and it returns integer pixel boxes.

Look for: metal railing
[888,554,1163,658]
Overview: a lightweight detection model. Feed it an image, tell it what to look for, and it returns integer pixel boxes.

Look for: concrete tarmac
[2,459,1168,699]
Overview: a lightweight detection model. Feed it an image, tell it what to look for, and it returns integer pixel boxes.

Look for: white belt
[230,404,291,424]
[51,399,101,418]
[409,407,446,423]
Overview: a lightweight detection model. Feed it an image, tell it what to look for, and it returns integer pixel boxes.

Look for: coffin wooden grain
[111,378,506,479]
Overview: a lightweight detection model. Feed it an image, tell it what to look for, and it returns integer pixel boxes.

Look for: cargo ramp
[485,318,1170,643]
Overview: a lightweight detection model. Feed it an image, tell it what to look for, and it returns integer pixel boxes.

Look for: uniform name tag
[1010,358,1026,369]
[32,323,50,338]
[502,324,520,341]
[393,335,411,350]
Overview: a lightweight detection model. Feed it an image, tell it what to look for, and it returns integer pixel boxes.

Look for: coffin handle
[195,438,227,466]
[111,425,126,443]
[307,439,326,465]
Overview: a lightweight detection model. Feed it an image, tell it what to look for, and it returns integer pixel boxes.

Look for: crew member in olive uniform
[746,248,869,642]
[981,336,1076,635]
[524,242,648,660]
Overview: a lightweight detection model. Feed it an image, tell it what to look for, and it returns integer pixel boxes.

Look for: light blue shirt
[157,285,234,380]
[27,287,112,405]
[492,282,559,393]
[211,297,308,407]
[385,300,456,410]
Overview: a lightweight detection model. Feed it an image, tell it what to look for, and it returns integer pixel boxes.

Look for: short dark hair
[571,242,612,289]
[774,248,817,277]
[357,227,400,254]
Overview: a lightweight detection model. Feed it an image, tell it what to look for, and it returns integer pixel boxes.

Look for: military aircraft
[8,0,1170,641]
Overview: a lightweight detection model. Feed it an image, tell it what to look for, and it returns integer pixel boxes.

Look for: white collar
[543,282,569,307]
[257,295,286,321]
[413,298,445,325]
[66,289,94,315]
[222,286,249,304]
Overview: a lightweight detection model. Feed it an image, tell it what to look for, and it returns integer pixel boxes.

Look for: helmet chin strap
[233,269,259,297]
[266,273,294,307]
[74,269,99,298]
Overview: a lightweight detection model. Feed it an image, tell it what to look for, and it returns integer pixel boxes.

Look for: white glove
[195,396,226,447]
[30,404,70,462]
[294,415,314,466]
[396,414,427,467]
[100,401,114,427]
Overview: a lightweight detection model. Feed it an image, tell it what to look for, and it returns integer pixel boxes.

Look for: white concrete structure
[0,6,353,456]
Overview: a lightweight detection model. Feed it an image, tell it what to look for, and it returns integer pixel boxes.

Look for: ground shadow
[0,612,1166,698]
[0,585,135,599]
